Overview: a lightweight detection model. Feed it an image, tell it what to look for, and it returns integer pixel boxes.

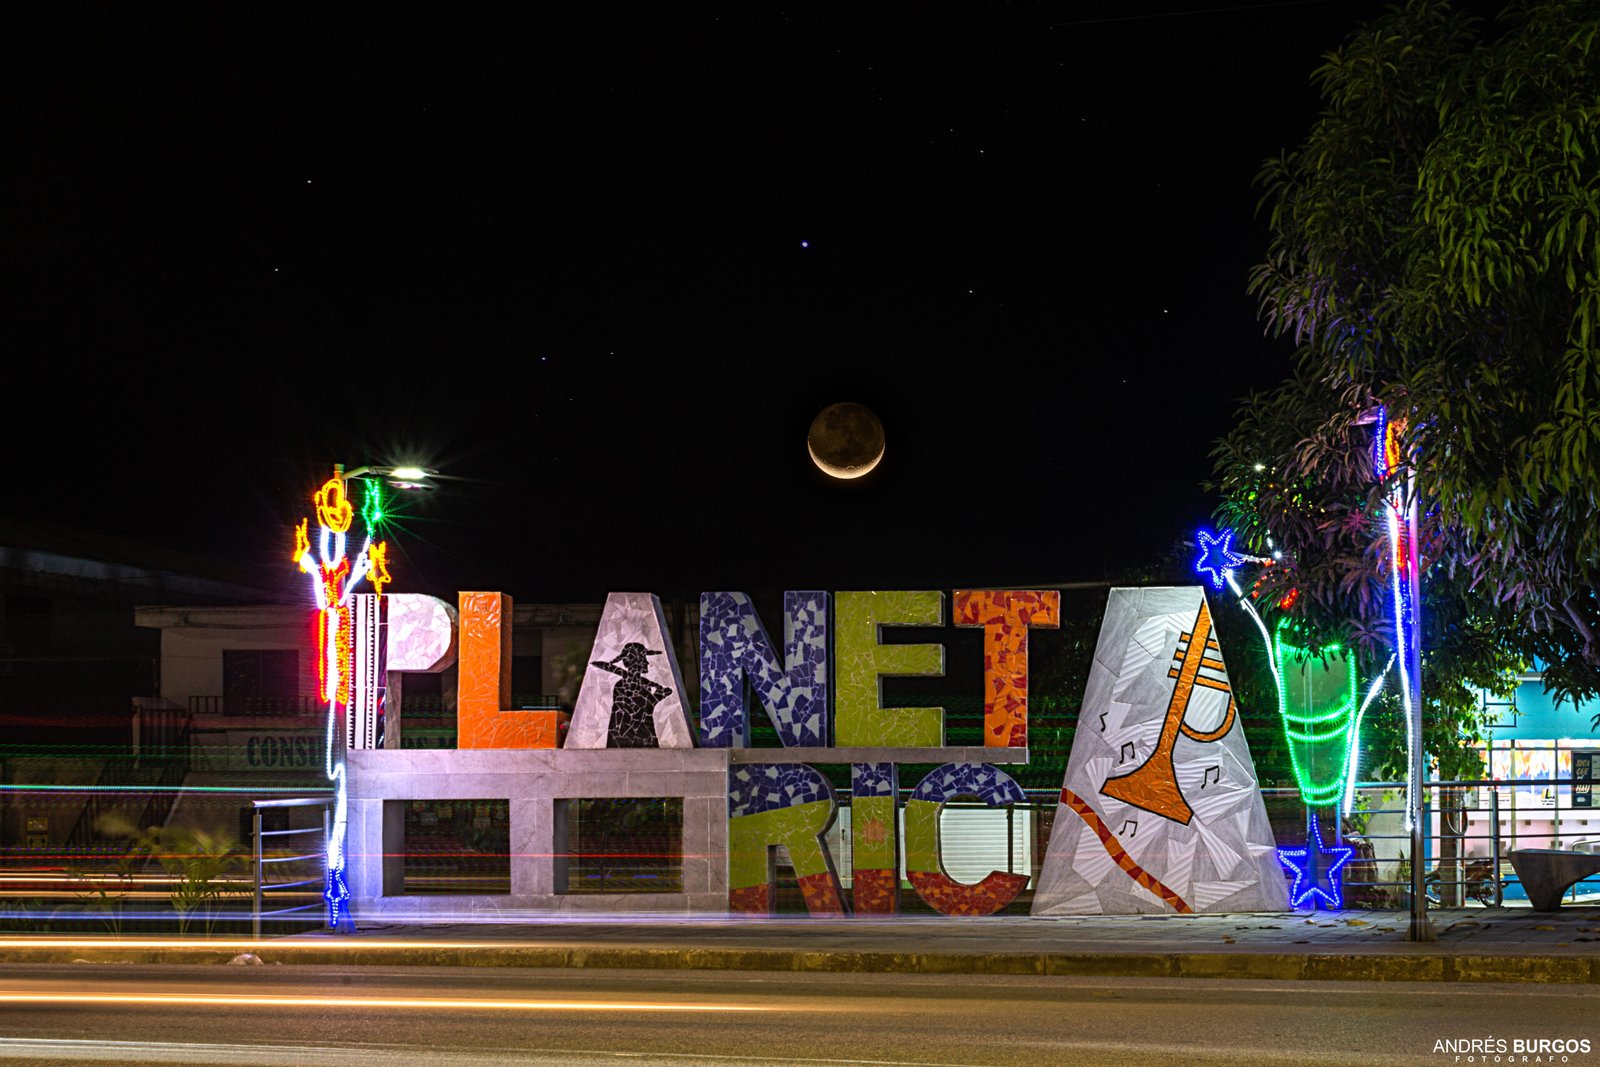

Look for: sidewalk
[3,906,1597,983]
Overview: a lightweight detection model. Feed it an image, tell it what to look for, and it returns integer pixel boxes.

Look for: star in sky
[1278,813,1354,910]
[1194,528,1246,589]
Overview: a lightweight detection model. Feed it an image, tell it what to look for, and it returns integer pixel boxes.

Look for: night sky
[8,2,1419,604]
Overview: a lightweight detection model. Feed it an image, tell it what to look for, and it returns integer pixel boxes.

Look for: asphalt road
[0,964,1594,1066]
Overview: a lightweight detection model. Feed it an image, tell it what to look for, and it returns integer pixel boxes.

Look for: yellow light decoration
[368,541,391,598]
[314,475,354,533]
[292,519,310,566]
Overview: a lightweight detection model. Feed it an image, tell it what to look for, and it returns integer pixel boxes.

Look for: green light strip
[1274,624,1359,807]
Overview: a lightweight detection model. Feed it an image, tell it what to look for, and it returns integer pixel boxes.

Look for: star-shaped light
[1278,813,1354,910]
[1194,528,1246,589]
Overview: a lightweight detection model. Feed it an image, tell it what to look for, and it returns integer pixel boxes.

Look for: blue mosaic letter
[699,591,829,747]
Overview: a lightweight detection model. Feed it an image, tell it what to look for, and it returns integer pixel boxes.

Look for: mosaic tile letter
[850,763,899,914]
[384,593,458,673]
[833,591,945,748]
[903,763,1028,916]
[566,592,694,749]
[1032,587,1287,915]
[457,592,567,749]
[952,590,1060,748]
[699,591,829,748]
[728,763,844,916]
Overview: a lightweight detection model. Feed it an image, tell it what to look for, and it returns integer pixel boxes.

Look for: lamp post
[291,461,435,931]
[1371,408,1434,942]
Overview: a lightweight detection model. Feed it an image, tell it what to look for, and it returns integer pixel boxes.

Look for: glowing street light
[337,463,438,491]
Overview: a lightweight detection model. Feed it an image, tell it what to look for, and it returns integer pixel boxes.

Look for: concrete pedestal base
[347,748,730,918]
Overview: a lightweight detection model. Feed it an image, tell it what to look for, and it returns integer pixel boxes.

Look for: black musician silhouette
[591,642,673,748]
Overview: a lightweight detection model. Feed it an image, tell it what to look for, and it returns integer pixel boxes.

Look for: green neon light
[1274,624,1359,808]
[361,482,387,532]
[1284,720,1357,745]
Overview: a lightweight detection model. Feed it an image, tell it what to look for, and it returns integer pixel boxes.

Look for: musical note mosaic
[1032,587,1287,915]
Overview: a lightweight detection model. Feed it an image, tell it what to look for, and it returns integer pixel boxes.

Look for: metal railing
[190,696,321,718]
[1295,777,1600,909]
[250,796,334,938]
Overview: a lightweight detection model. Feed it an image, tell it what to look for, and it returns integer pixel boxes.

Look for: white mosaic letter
[385,593,458,673]
[1032,587,1286,914]
[566,592,694,749]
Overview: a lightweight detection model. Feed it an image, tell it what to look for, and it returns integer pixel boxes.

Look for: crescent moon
[807,402,885,480]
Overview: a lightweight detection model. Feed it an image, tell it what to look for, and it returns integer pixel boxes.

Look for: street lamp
[336,463,438,491]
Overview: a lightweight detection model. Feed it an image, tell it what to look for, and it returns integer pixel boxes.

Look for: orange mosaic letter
[457,592,568,749]
[952,590,1060,748]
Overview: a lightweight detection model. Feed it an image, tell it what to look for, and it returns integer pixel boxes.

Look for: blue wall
[1483,676,1600,742]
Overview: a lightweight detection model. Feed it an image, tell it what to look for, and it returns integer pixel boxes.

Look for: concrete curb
[3,943,1597,984]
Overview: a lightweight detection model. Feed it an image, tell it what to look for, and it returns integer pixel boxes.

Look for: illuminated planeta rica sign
[328,584,1292,923]
[305,473,1288,924]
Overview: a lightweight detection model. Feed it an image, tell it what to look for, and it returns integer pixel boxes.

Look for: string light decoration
[1277,812,1353,910]
[1273,625,1358,808]
[1342,655,1396,817]
[1194,528,1247,589]
[1372,406,1424,832]
[1202,528,1390,911]
[293,470,388,930]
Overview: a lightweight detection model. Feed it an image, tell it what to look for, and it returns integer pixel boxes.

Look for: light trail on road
[0,990,771,1013]
[1,965,1595,1066]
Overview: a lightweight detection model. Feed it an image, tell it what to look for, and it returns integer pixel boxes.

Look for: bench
[1508,848,1600,910]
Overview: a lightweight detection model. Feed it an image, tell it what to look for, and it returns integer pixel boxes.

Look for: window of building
[222,649,301,716]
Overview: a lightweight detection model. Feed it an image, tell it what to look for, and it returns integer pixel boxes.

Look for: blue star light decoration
[1194,528,1246,590]
[1278,813,1354,910]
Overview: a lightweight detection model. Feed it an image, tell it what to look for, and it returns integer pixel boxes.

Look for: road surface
[0,964,1593,1065]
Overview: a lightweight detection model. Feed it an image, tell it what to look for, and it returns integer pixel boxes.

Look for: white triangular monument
[1032,587,1286,914]
[565,592,695,749]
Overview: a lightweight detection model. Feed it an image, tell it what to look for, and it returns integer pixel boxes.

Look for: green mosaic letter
[834,590,945,747]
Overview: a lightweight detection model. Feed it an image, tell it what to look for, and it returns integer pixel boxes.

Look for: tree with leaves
[1213,370,1523,784]
[1237,0,1598,724]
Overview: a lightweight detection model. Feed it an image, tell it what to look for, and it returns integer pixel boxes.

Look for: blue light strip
[1376,406,1422,833]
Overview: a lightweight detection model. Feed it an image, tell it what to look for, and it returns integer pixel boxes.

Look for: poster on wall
[1575,750,1598,809]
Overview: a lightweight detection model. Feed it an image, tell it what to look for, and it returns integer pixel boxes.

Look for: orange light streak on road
[0,991,770,1013]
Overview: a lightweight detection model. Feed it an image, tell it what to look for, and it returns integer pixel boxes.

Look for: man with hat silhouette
[590,642,673,748]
